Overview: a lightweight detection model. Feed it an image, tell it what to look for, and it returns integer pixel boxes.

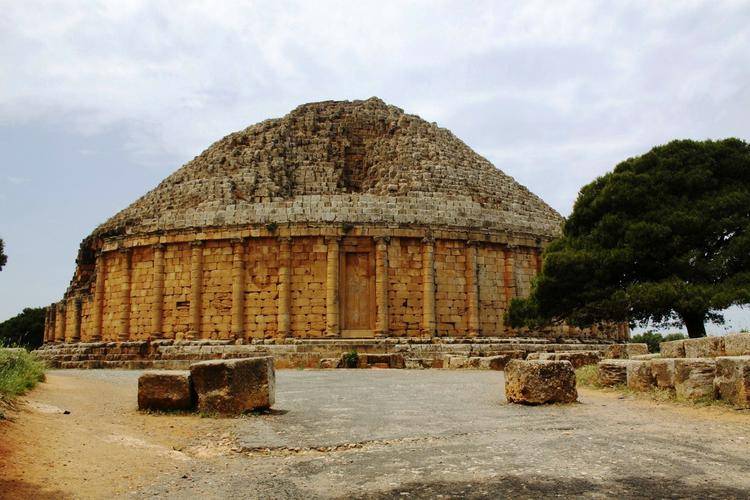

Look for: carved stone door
[341,248,375,336]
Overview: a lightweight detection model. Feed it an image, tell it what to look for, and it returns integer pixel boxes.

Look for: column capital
[190,239,204,247]
[152,243,166,250]
[374,235,391,245]
[230,237,247,246]
[118,246,132,254]
[466,240,479,247]
[325,236,341,245]
[421,236,435,245]
[278,236,292,244]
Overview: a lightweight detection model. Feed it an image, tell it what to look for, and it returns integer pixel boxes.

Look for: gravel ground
[2,369,750,499]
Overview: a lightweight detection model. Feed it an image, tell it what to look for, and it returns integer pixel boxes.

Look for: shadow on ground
[354,475,750,499]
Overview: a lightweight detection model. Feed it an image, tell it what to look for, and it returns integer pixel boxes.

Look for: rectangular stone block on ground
[683,337,725,358]
[723,333,750,357]
[660,340,685,358]
[138,370,194,411]
[604,344,626,359]
[597,360,634,387]
[627,360,655,391]
[674,359,716,401]
[190,357,275,416]
[625,344,649,358]
[505,360,577,405]
[650,359,676,389]
[714,356,750,409]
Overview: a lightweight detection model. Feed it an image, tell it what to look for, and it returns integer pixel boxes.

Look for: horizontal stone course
[36,339,621,370]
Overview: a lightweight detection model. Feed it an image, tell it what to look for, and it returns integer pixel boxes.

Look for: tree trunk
[681,311,707,338]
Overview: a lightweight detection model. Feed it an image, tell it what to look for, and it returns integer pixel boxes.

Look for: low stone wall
[660,333,750,359]
[34,338,620,370]
[596,352,750,409]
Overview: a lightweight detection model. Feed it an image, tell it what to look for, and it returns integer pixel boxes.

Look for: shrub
[342,350,359,368]
[630,331,686,353]
[0,349,45,410]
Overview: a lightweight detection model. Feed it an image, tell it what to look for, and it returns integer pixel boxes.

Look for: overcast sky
[1,1,749,333]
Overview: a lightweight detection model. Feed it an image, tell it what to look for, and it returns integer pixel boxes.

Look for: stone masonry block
[714,356,750,409]
[597,360,634,387]
[674,359,716,401]
[626,360,655,391]
[625,344,649,358]
[505,360,577,405]
[650,359,676,389]
[137,370,194,411]
[190,357,275,415]
[723,333,750,357]
[660,340,685,358]
[683,337,725,358]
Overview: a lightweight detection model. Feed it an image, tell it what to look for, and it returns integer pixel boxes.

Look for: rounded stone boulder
[190,357,275,416]
[504,360,578,405]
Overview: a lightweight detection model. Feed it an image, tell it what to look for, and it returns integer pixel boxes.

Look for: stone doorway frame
[339,237,376,338]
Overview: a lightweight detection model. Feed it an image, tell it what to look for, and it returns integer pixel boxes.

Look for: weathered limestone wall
[387,238,423,337]
[46,227,626,343]
[244,238,279,339]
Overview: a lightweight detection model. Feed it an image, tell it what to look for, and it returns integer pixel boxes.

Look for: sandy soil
[1,369,749,499]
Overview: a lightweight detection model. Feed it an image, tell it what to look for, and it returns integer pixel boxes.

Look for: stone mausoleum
[43,98,626,350]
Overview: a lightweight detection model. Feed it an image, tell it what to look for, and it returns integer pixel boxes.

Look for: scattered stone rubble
[594,333,750,408]
[505,360,578,404]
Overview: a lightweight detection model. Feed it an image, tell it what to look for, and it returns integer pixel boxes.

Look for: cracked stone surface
[2,369,750,499]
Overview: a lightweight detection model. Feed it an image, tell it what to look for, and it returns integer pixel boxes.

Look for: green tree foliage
[0,238,6,271]
[629,331,686,353]
[508,139,750,338]
[0,307,46,349]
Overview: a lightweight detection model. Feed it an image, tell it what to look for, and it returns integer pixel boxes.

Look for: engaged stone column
[277,237,292,338]
[375,236,390,337]
[91,251,105,342]
[503,246,516,308]
[151,244,165,339]
[44,305,55,343]
[325,236,340,337]
[117,248,132,341]
[466,241,480,337]
[70,297,82,343]
[421,236,436,337]
[188,240,204,340]
[54,302,66,343]
[231,238,246,339]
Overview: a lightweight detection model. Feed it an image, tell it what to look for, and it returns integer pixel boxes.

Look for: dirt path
[2,370,750,499]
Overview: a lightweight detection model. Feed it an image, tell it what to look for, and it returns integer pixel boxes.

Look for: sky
[1,0,749,333]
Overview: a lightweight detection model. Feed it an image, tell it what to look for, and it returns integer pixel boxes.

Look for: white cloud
[0,0,748,210]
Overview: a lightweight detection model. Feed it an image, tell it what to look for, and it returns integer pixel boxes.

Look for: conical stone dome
[95,97,562,240]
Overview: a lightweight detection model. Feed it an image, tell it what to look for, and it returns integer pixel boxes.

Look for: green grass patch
[0,348,46,410]
[574,365,601,388]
